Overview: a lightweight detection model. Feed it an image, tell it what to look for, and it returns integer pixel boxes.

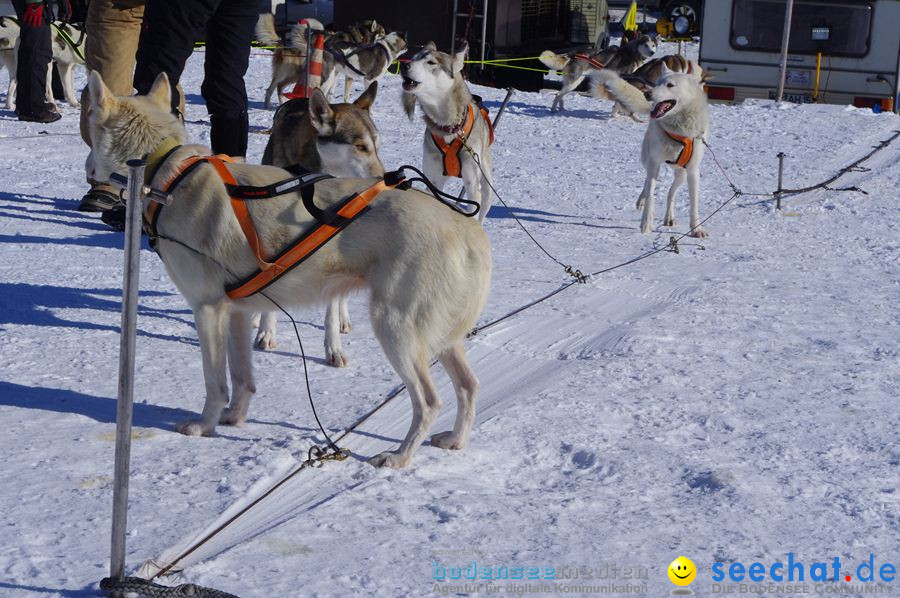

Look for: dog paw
[326,348,348,368]
[640,222,653,234]
[339,320,352,334]
[690,227,709,239]
[431,431,466,450]
[664,217,676,227]
[635,198,645,210]
[176,421,215,437]
[368,451,410,468]
[255,330,277,351]
[219,408,246,427]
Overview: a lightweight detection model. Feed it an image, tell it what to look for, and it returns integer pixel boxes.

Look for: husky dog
[333,19,386,46]
[400,42,495,223]
[256,82,384,367]
[0,18,86,110]
[86,71,491,467]
[257,14,327,109]
[321,32,407,103]
[0,16,17,109]
[539,34,657,112]
[591,55,706,120]
[628,65,710,237]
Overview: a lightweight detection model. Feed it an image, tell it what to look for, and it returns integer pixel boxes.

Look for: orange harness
[431,103,495,178]
[574,53,606,70]
[144,152,401,300]
[665,131,696,168]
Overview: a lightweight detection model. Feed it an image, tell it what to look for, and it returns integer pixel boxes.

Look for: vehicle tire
[664,0,702,34]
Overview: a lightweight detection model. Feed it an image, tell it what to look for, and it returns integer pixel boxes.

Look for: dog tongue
[651,100,673,119]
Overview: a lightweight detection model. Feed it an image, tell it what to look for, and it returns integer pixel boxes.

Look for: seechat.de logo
[711,553,897,584]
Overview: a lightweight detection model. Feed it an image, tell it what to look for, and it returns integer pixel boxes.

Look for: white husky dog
[85,72,492,468]
[0,18,86,110]
[601,64,710,236]
[400,42,495,223]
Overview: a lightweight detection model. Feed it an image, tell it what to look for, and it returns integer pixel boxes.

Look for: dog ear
[658,62,673,79]
[370,20,378,32]
[309,88,336,136]
[452,41,468,74]
[424,40,437,52]
[354,81,377,111]
[88,70,115,117]
[146,72,172,111]
[402,91,417,121]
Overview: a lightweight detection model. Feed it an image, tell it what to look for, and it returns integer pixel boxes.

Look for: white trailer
[698,0,900,112]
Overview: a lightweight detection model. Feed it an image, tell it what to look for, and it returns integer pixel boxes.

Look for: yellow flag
[624,0,638,31]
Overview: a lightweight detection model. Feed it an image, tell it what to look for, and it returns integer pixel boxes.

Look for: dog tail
[589,69,651,114]
[255,12,280,46]
[285,18,325,51]
[539,50,569,72]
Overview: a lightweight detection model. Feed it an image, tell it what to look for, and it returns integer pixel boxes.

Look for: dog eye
[667,82,674,88]
[427,60,437,65]
[355,144,368,152]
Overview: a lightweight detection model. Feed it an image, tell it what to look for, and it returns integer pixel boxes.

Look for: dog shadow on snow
[479,99,612,121]
[0,381,194,432]
[0,191,128,247]
[0,282,196,343]
[489,204,631,231]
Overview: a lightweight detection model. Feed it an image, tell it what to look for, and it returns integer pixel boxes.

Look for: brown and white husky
[256,82,384,368]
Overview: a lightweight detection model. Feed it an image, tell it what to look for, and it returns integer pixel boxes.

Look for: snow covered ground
[1,40,898,598]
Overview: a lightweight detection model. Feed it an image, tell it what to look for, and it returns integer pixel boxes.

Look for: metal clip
[565,265,587,283]
[668,236,680,254]
[109,172,173,205]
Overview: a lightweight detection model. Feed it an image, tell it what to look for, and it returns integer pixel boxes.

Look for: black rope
[779,130,899,197]
[151,233,342,453]
[391,164,481,217]
[462,148,587,282]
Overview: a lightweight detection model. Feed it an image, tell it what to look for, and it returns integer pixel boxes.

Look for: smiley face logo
[668,556,697,586]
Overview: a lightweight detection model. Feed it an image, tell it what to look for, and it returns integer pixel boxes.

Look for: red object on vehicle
[704,86,735,101]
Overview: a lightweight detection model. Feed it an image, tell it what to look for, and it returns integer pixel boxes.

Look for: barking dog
[400,42,495,222]
[591,54,706,120]
[86,72,492,468]
[622,65,710,236]
[256,82,384,367]
[0,18,86,110]
[539,34,657,112]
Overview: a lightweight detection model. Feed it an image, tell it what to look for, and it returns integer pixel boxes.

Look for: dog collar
[425,105,470,136]
[143,137,183,184]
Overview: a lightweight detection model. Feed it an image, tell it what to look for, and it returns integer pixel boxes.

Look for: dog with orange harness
[85,71,492,468]
[400,42,496,223]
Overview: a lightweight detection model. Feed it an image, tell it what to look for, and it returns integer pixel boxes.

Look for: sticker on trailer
[786,70,811,87]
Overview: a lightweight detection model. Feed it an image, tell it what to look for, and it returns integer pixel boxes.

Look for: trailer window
[731,0,872,57]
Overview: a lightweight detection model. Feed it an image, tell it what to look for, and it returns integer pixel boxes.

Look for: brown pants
[79,0,145,148]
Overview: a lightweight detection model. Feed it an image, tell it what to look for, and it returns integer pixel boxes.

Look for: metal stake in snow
[110,159,146,581]
[775,0,795,103]
[775,152,786,210]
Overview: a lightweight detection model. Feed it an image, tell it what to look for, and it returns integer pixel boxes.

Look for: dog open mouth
[402,76,419,91]
[650,99,676,119]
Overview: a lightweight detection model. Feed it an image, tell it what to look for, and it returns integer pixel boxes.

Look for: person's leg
[133,0,212,115]
[78,0,145,213]
[201,0,256,158]
[12,0,57,120]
